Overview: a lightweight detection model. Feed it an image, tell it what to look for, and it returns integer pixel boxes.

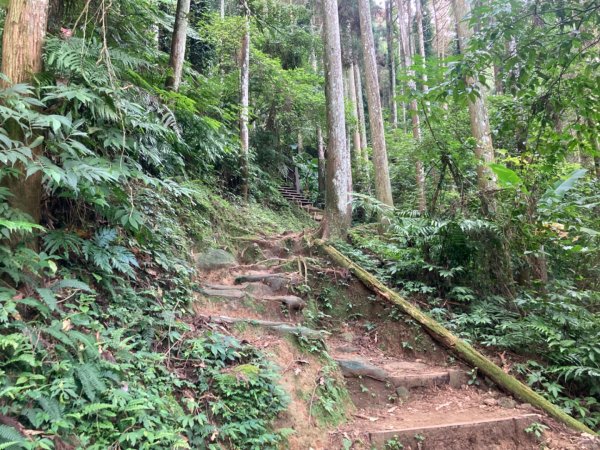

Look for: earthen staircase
[278,185,324,222]
[193,234,592,450]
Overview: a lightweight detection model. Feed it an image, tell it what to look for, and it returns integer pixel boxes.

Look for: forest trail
[190,226,596,449]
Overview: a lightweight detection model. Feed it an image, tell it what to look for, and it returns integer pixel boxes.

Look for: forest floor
[190,223,599,449]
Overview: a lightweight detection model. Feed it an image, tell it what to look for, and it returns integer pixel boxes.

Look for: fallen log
[315,239,596,435]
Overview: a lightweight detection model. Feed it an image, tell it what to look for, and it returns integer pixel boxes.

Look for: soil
[190,230,600,450]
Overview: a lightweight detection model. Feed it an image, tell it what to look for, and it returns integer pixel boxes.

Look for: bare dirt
[191,230,600,450]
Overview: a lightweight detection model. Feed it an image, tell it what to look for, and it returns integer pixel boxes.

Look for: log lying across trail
[315,239,596,435]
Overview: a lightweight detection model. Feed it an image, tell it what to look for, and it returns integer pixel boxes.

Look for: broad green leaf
[489,163,525,191]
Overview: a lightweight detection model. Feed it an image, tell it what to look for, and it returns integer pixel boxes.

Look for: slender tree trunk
[452,0,497,214]
[166,0,191,91]
[317,126,326,201]
[353,62,368,156]
[220,0,225,18]
[385,0,398,128]
[398,0,426,212]
[295,133,304,193]
[310,25,327,202]
[239,8,250,202]
[358,0,394,209]
[1,0,49,230]
[415,0,428,94]
[347,63,363,168]
[588,119,600,179]
[320,0,351,239]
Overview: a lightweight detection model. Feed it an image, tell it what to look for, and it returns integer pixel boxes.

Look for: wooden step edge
[369,414,541,448]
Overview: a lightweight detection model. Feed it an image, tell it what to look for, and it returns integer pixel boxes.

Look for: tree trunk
[358,0,394,209]
[353,62,369,157]
[1,0,49,230]
[220,0,225,18]
[166,0,191,91]
[452,0,497,214]
[398,0,426,213]
[315,239,596,436]
[385,0,398,128]
[310,25,327,203]
[239,10,250,202]
[320,0,351,240]
[347,63,363,169]
[415,0,428,94]
[317,126,326,202]
[295,133,303,193]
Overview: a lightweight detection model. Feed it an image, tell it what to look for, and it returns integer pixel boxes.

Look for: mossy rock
[196,248,237,270]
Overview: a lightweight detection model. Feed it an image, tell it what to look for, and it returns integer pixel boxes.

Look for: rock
[483,398,498,407]
[244,282,275,296]
[200,288,245,299]
[498,396,517,409]
[336,345,360,353]
[517,403,533,410]
[196,249,236,270]
[272,295,306,311]
[396,386,410,401]
[448,369,467,388]
[234,274,292,291]
[336,359,388,381]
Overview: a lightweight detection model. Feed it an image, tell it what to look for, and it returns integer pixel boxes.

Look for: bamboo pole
[314,239,596,435]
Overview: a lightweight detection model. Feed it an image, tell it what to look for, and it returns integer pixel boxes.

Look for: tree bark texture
[353,62,369,156]
[1,0,49,228]
[320,0,351,239]
[385,0,398,128]
[452,0,497,213]
[415,0,429,94]
[398,0,426,213]
[315,239,596,436]
[239,11,250,202]
[358,0,394,208]
[166,0,191,91]
[347,63,363,167]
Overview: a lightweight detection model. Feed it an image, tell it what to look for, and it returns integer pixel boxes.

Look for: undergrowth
[337,221,600,430]
[0,182,306,449]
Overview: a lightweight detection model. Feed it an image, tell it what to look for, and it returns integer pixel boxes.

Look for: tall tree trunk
[166,0,191,91]
[415,0,428,94]
[398,0,426,213]
[239,8,250,202]
[320,0,351,239]
[589,119,600,179]
[452,0,497,214]
[1,0,49,230]
[317,126,326,202]
[353,62,368,156]
[347,63,363,169]
[385,0,398,128]
[358,0,394,209]
[310,24,327,203]
[220,0,225,18]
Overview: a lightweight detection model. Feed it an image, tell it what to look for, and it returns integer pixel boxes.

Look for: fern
[0,425,25,446]
[75,363,106,401]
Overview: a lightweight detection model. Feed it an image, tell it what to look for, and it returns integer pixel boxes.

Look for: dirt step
[234,273,299,290]
[336,357,466,389]
[199,285,306,311]
[368,413,540,449]
[198,314,329,339]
